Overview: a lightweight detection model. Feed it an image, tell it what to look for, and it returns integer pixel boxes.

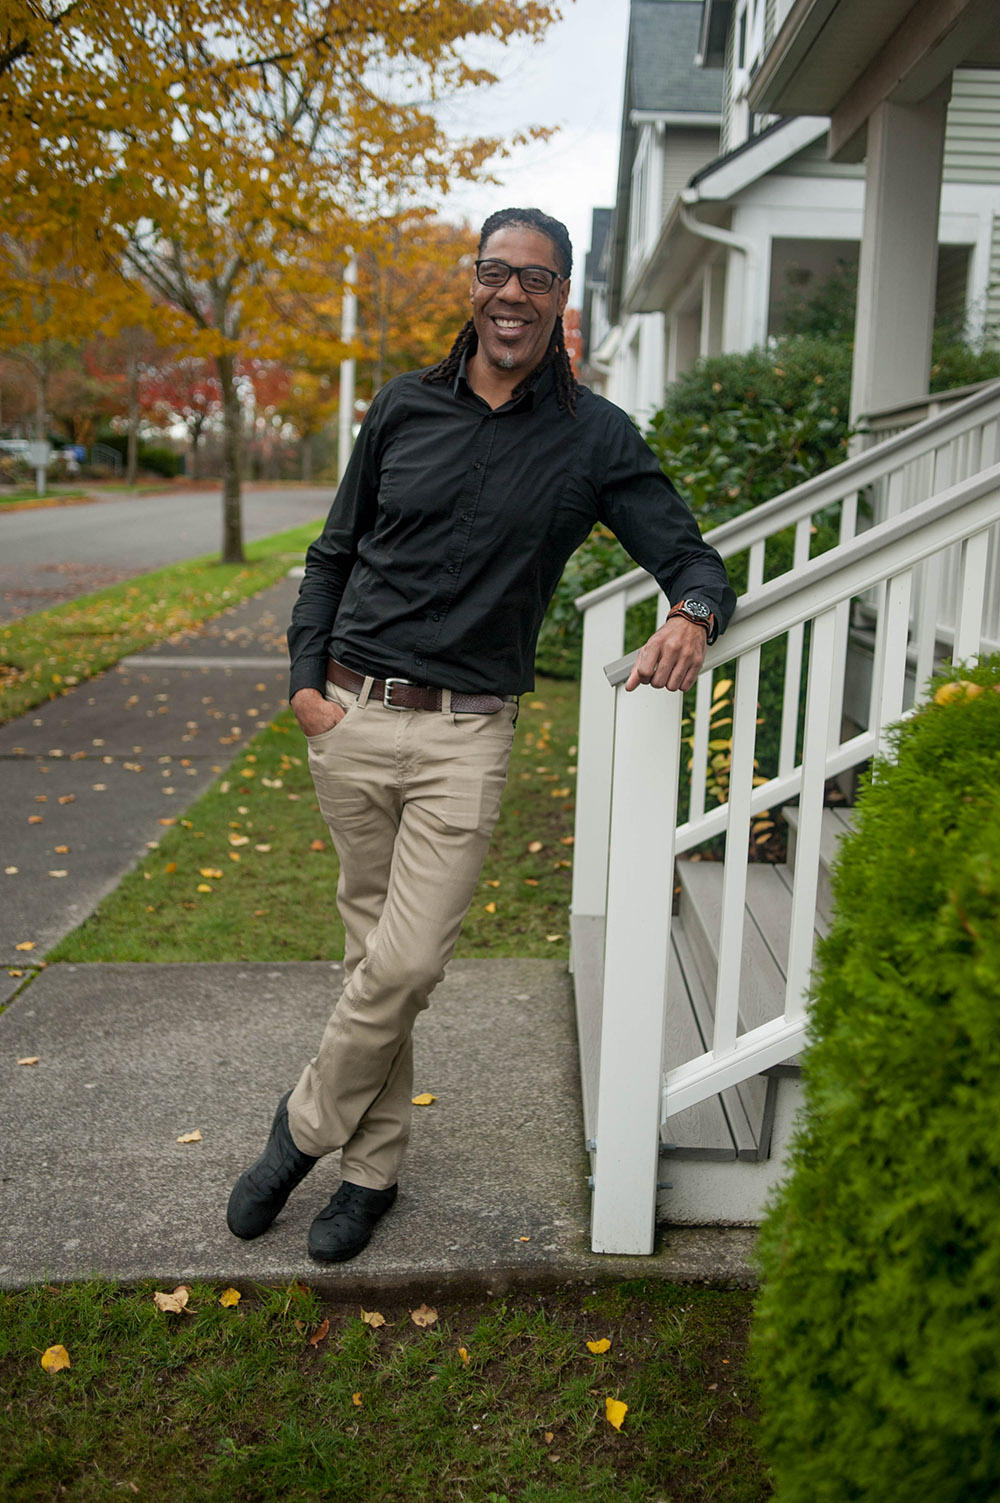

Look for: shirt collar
[454,346,554,412]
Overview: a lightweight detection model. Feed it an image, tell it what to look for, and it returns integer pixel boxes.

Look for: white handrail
[575,376,1000,612]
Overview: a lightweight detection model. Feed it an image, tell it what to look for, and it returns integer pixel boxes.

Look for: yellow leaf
[545,934,564,943]
[176,1128,202,1144]
[352,1391,363,1406]
[154,1286,191,1314]
[199,868,223,879]
[41,1344,70,1373]
[219,1288,241,1307]
[544,1431,554,1444]
[483,901,496,913]
[196,884,212,893]
[17,1057,40,1067]
[255,843,271,853]
[165,861,177,874]
[484,878,500,887]
[713,678,733,700]
[458,1347,470,1365]
[15,941,36,951]
[229,834,250,846]
[560,836,575,846]
[309,839,325,852]
[519,1236,530,1243]
[587,1338,612,1354]
[27,815,43,825]
[527,840,543,853]
[361,1308,386,1328]
[158,818,175,826]
[410,1303,438,1328]
[605,1397,628,1431]
[411,1092,437,1106]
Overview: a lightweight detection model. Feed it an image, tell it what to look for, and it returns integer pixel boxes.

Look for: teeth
[495,319,526,329]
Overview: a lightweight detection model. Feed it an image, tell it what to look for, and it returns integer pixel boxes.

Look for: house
[591,0,1000,429]
[574,0,1000,1254]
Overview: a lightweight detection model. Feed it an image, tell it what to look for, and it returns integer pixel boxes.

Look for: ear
[557,278,571,317]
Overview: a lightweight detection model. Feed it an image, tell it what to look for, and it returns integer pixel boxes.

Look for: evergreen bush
[753,657,1000,1501]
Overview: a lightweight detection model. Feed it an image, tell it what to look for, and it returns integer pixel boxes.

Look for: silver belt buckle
[382,677,413,710]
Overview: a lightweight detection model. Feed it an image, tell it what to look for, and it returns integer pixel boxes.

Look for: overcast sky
[431,0,632,304]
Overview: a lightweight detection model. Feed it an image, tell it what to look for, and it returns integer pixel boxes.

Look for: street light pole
[338,252,357,483]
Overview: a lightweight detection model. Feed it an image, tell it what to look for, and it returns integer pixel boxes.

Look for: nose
[494,273,529,304]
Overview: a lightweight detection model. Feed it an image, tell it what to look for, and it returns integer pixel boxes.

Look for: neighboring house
[593,0,1000,428]
[575,0,1000,1255]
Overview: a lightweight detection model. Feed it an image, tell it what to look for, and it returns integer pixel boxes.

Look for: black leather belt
[327,659,508,715]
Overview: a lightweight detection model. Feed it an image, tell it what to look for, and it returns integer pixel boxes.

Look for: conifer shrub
[753,656,1000,1501]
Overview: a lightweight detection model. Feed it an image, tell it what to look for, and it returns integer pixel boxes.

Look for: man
[227,207,735,1262]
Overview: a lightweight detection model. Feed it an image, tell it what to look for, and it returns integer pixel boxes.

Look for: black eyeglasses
[475,259,565,295]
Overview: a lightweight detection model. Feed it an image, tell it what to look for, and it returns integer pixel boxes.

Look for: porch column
[700,259,726,358]
[666,311,700,385]
[849,87,950,427]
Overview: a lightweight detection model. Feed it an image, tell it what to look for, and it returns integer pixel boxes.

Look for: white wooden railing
[572,381,1000,1256]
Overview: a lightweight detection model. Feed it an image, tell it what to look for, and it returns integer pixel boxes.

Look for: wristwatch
[668,599,717,642]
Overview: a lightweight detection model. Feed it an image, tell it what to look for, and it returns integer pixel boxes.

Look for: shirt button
[473,461,482,470]
[448,564,457,574]
[460,512,471,522]
[432,613,441,622]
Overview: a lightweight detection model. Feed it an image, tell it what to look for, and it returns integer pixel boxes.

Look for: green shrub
[95,433,182,478]
[753,657,1000,1502]
[657,336,853,433]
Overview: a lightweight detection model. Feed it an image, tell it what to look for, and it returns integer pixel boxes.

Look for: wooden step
[783,805,855,924]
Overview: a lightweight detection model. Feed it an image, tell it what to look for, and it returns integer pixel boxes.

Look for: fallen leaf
[458,1347,470,1365]
[411,1092,437,1106]
[483,901,496,913]
[527,840,543,853]
[587,1338,612,1355]
[5,867,18,875]
[352,1392,363,1407]
[165,861,177,874]
[219,1288,241,1308]
[361,1308,386,1328]
[199,868,223,879]
[18,1056,40,1066]
[48,870,68,878]
[605,1397,628,1431]
[154,1286,192,1314]
[34,794,47,803]
[410,1304,438,1328]
[524,878,539,886]
[176,1128,202,1144]
[196,884,212,893]
[27,815,43,825]
[309,1317,330,1347]
[41,1344,70,1373]
[519,1236,531,1243]
[545,934,564,943]
[8,970,24,978]
[229,834,250,846]
[561,836,575,846]
[254,843,271,853]
[15,941,36,952]
[484,878,500,887]
[159,818,176,826]
[544,1431,554,1444]
[58,795,75,805]
[54,845,69,854]
[309,839,325,851]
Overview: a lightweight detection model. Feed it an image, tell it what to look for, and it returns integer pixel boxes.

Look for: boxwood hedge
[753,656,1000,1500]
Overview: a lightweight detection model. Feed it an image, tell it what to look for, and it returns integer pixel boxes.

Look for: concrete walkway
[0,578,756,1293]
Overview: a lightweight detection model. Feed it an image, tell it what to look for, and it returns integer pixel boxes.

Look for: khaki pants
[286,676,516,1188]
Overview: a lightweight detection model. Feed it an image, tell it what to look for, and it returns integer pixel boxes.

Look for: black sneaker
[307,1180,398,1263]
[226,1091,318,1240]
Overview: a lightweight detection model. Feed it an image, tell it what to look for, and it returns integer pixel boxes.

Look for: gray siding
[661,128,722,227]
[721,14,738,153]
[943,70,1000,185]
[989,215,1000,347]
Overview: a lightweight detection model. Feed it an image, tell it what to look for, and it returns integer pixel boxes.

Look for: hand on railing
[624,616,710,694]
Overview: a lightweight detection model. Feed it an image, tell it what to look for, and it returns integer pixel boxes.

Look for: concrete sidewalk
[0,577,757,1293]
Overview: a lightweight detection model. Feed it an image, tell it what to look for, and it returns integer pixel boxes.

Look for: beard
[499,351,516,369]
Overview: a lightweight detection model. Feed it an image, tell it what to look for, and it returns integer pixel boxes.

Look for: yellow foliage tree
[1,1,559,560]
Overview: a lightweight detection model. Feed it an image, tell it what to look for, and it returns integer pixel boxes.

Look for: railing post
[571,594,626,929]
[591,678,682,1255]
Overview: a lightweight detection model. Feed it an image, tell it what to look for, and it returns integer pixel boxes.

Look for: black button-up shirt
[288,360,735,697]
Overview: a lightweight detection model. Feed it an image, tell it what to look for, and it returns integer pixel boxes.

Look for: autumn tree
[2,1,559,561]
[139,356,222,481]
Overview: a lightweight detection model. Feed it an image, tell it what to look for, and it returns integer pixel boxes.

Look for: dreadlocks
[420,208,580,417]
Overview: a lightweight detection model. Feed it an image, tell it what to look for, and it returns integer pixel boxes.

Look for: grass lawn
[48,680,580,965]
[0,522,321,725]
[0,1279,768,1502]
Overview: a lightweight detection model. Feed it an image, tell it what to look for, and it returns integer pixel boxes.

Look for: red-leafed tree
[140,357,222,480]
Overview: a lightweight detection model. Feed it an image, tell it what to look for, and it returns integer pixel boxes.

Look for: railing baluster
[712,646,761,1057]
[687,672,712,823]
[954,530,990,664]
[875,570,914,760]
[913,551,943,698]
[784,608,837,1020]
[591,681,683,1255]
[778,518,812,775]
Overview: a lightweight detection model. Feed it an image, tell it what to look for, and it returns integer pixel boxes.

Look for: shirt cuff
[288,655,330,702]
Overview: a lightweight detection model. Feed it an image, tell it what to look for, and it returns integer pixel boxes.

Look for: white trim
[683,115,828,202]
[630,110,723,128]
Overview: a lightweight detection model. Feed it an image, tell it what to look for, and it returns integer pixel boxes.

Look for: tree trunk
[125,329,140,486]
[301,431,313,483]
[216,351,245,563]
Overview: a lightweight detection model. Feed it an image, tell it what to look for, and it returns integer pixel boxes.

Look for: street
[0,484,333,623]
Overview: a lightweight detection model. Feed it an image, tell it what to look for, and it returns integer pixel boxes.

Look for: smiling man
[226,207,735,1264]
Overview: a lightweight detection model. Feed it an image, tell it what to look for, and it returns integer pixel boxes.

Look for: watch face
[681,600,711,621]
